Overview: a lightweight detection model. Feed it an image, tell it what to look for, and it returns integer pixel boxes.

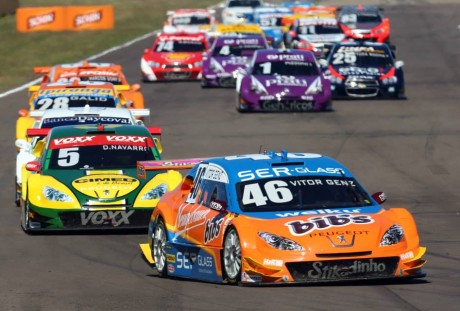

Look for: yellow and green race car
[20,123,182,233]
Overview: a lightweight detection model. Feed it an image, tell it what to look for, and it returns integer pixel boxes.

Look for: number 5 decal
[58,147,80,167]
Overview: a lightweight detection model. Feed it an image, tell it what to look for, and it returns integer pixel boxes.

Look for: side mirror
[209,199,227,212]
[395,60,404,69]
[25,161,41,172]
[18,109,29,117]
[153,137,163,154]
[131,83,141,92]
[318,59,328,68]
[372,192,386,204]
[15,139,31,151]
[144,48,150,54]
[180,176,194,192]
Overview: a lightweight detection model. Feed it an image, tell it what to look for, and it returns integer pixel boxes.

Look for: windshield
[172,16,211,25]
[237,176,373,212]
[45,135,156,170]
[330,46,394,68]
[296,24,343,35]
[339,13,382,25]
[213,44,265,56]
[155,40,205,52]
[258,16,283,27]
[34,95,116,110]
[252,60,319,76]
[228,0,261,8]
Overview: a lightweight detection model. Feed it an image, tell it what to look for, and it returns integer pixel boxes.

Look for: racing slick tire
[152,218,168,278]
[21,198,31,233]
[222,227,242,284]
[200,79,210,88]
[235,94,247,113]
[15,177,21,207]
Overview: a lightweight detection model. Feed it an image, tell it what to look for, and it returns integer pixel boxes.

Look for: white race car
[221,0,264,24]
[14,106,152,206]
[163,9,216,33]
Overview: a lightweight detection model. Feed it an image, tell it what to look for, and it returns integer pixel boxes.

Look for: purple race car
[201,34,269,88]
[235,49,332,112]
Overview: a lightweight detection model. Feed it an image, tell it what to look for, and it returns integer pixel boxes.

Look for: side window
[185,163,207,204]
[199,180,227,209]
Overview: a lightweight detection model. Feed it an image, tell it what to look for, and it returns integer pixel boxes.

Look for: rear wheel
[223,228,242,284]
[152,219,168,277]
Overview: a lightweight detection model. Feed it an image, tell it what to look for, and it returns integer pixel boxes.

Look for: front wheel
[21,199,31,233]
[223,228,242,284]
[152,219,168,277]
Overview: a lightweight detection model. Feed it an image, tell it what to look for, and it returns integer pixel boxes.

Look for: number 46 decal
[242,180,293,206]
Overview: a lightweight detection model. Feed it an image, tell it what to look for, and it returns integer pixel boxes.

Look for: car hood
[145,52,202,64]
[348,22,381,31]
[298,33,346,44]
[50,169,143,201]
[210,56,250,72]
[252,75,323,94]
[335,66,393,78]
[240,207,398,253]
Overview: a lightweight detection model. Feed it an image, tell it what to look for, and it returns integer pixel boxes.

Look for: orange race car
[16,81,131,140]
[33,61,144,110]
[139,150,427,285]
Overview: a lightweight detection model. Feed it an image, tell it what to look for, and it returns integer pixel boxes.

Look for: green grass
[0,0,219,92]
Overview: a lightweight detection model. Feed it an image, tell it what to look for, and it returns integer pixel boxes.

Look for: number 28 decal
[35,97,70,110]
[242,180,293,206]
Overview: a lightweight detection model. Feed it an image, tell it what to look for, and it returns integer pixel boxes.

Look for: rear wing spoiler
[33,66,52,74]
[27,128,50,137]
[130,109,150,117]
[137,158,207,178]
[29,108,150,118]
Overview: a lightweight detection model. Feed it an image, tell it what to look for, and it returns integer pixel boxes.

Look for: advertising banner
[16,5,114,32]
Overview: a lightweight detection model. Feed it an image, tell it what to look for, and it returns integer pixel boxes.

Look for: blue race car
[201,34,269,88]
[253,6,293,48]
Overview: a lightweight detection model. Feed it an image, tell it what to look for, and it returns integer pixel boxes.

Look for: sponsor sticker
[50,135,153,149]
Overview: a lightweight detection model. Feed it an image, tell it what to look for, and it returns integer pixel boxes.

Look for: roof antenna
[281,149,288,161]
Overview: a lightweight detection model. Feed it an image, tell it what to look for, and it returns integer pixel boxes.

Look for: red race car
[141,31,209,81]
[337,5,390,43]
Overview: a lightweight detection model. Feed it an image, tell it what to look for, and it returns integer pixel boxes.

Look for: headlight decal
[140,183,168,200]
[258,231,304,251]
[43,186,74,202]
[380,224,404,247]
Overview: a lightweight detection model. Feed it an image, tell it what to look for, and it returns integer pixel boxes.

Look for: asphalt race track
[1,1,460,310]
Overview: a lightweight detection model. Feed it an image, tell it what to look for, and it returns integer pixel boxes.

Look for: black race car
[321,41,405,99]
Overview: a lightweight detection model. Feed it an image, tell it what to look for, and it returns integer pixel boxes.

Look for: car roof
[36,107,135,119]
[156,32,207,40]
[334,41,390,48]
[39,81,116,89]
[215,34,266,44]
[254,48,316,61]
[339,5,381,15]
[203,151,351,182]
[48,124,150,139]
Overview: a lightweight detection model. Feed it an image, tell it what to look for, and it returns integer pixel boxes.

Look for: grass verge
[0,0,219,93]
